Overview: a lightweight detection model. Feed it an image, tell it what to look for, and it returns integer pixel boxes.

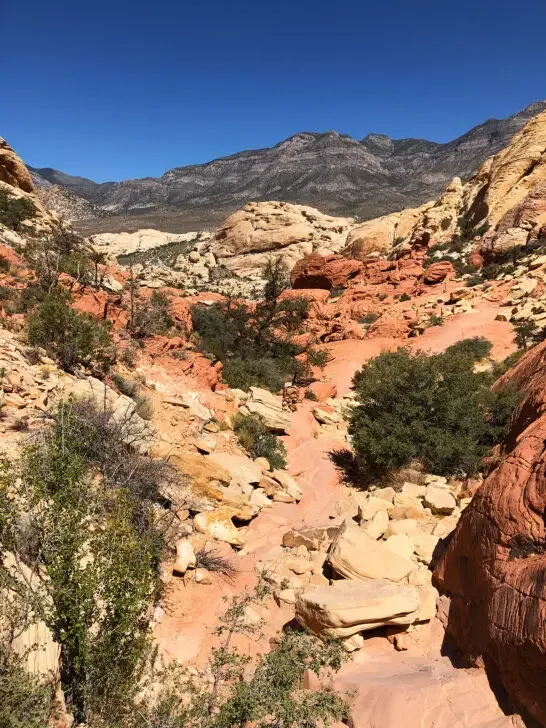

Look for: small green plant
[427,313,443,327]
[112,373,140,398]
[0,255,10,273]
[359,312,380,324]
[399,292,411,302]
[440,217,452,231]
[0,188,36,230]
[27,290,114,373]
[466,274,483,287]
[328,285,344,299]
[304,389,319,401]
[378,293,388,301]
[306,347,333,370]
[194,546,237,581]
[133,290,174,338]
[233,412,287,469]
[135,393,154,420]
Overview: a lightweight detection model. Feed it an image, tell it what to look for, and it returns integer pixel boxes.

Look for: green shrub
[306,347,333,369]
[514,318,541,349]
[133,291,174,338]
[378,293,388,301]
[112,373,140,398]
[27,290,114,373]
[192,260,311,392]
[427,313,443,327]
[304,389,318,401]
[233,413,287,469]
[359,312,380,324]
[466,275,483,287]
[0,188,36,231]
[0,254,10,273]
[135,393,153,421]
[445,336,492,361]
[399,292,411,302]
[349,344,521,477]
[7,398,170,723]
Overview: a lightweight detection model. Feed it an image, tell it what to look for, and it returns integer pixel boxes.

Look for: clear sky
[3,0,546,182]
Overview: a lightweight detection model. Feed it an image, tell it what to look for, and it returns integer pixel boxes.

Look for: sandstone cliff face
[434,340,546,725]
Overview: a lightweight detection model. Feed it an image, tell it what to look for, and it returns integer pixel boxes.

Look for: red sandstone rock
[306,381,337,402]
[291,254,362,290]
[434,339,546,725]
[423,261,454,285]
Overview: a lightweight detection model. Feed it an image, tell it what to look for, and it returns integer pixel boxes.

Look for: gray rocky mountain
[28,101,546,233]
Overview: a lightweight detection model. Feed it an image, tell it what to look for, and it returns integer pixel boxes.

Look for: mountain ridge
[27,101,546,233]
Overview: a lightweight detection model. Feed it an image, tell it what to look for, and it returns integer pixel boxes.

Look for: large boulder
[434,339,546,725]
[328,520,415,583]
[423,261,454,285]
[208,201,354,277]
[290,253,362,290]
[206,452,262,486]
[296,579,421,637]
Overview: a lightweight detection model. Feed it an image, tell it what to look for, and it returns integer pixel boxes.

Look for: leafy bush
[3,398,172,724]
[0,188,36,230]
[306,347,333,369]
[233,413,287,469]
[192,260,312,391]
[128,583,349,728]
[399,292,411,302]
[359,312,379,324]
[27,290,114,373]
[112,373,140,398]
[304,389,318,401]
[0,254,10,273]
[133,290,174,338]
[349,344,522,477]
[466,275,483,287]
[427,313,443,327]
[444,336,492,361]
[514,318,542,349]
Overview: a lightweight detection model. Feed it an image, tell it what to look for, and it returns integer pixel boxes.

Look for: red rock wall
[434,340,546,725]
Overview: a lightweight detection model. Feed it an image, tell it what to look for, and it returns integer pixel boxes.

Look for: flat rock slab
[296,578,420,638]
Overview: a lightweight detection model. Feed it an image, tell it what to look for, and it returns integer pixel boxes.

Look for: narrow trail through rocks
[152,303,520,727]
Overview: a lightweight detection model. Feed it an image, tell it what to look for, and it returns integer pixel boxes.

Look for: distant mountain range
[28,101,546,234]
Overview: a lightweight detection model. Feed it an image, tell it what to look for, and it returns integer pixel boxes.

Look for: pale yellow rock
[240,387,291,432]
[342,633,365,652]
[173,539,196,575]
[385,518,418,538]
[206,452,262,485]
[358,495,392,521]
[210,201,354,276]
[194,567,213,584]
[424,486,456,515]
[364,508,390,539]
[384,534,414,562]
[296,579,421,638]
[193,511,245,547]
[270,469,303,501]
[329,520,414,583]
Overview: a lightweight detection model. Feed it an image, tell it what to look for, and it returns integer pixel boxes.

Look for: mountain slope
[28,101,546,231]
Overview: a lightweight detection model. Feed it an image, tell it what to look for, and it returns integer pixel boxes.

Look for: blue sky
[3,0,545,182]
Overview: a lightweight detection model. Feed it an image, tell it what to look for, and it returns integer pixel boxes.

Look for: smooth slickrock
[296,579,421,637]
[328,520,415,583]
[434,339,546,725]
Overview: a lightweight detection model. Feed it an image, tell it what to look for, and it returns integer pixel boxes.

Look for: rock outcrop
[208,201,354,277]
[291,253,362,289]
[296,579,421,638]
[434,340,546,725]
[0,137,34,193]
